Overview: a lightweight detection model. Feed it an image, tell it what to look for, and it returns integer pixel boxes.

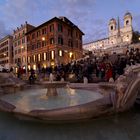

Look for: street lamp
[42,37,45,41]
[69,52,73,58]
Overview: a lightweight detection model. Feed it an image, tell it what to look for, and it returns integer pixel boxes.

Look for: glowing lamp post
[69,52,73,58]
[42,37,45,41]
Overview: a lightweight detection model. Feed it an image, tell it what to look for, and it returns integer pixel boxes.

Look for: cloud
[0,0,40,24]
[0,0,140,43]
[83,18,107,43]
[51,0,105,43]
[0,20,10,39]
[0,0,109,43]
[0,0,99,41]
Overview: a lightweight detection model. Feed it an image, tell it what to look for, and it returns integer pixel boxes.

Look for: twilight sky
[0,0,140,43]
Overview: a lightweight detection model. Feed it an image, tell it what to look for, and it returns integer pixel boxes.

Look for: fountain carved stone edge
[0,65,139,122]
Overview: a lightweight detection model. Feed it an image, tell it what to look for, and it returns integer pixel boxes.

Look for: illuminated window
[33,55,36,62]
[50,38,54,44]
[51,51,55,59]
[22,57,26,63]
[33,64,36,70]
[43,64,47,68]
[44,53,46,60]
[28,57,30,63]
[59,50,62,56]
[69,52,73,58]
[28,65,31,70]
[38,54,41,61]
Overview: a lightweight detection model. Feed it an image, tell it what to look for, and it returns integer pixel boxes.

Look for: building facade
[0,35,13,69]
[83,12,133,53]
[13,22,35,72]
[26,17,84,71]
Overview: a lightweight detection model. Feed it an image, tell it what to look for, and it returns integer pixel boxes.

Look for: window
[68,40,73,47]
[68,29,71,36]
[58,24,63,32]
[42,41,46,47]
[38,54,41,61]
[37,42,41,48]
[32,45,35,50]
[28,57,31,63]
[37,31,40,37]
[27,36,30,42]
[79,35,82,40]
[51,51,55,59]
[23,30,25,35]
[50,38,54,44]
[50,24,54,32]
[58,37,63,45]
[76,32,78,37]
[43,53,46,60]
[32,33,35,39]
[42,28,46,35]
[110,26,113,30]
[18,48,21,53]
[15,42,17,47]
[58,50,63,56]
[22,38,25,44]
[22,57,26,63]
[33,55,36,62]
[21,46,25,52]
[18,40,21,45]
[126,20,129,25]
[18,58,21,63]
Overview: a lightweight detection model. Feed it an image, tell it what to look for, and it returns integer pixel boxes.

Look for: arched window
[126,20,129,25]
[110,26,113,30]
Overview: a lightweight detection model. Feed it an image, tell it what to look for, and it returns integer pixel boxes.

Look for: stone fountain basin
[0,84,114,123]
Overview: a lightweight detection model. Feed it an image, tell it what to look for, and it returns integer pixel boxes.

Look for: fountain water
[42,73,68,96]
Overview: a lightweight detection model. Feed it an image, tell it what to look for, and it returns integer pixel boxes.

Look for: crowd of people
[16,48,140,84]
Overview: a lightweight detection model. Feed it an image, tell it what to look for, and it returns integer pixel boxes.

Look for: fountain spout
[49,73,54,82]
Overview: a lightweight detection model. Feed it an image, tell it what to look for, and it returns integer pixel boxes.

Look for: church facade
[83,12,133,53]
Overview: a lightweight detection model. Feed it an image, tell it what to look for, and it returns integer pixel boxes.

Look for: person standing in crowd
[105,63,113,82]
